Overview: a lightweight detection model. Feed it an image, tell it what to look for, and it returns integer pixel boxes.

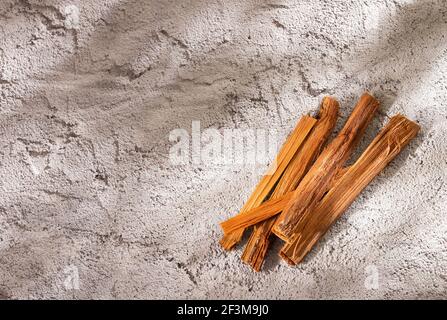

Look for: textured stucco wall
[0,0,446,299]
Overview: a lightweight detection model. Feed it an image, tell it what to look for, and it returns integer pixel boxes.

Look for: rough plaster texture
[0,0,446,299]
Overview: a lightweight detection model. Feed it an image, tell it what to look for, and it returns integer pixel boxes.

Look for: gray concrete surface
[0,0,446,299]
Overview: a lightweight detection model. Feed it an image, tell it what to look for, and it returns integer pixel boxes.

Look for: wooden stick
[219,115,316,250]
[240,97,339,271]
[272,93,380,243]
[280,115,420,264]
[220,192,293,235]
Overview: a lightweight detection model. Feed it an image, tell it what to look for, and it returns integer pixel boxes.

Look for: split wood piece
[272,92,380,243]
[240,97,339,271]
[219,115,317,250]
[280,114,420,265]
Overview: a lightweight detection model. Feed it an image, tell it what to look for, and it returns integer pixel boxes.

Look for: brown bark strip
[280,114,420,265]
[272,92,380,243]
[219,115,316,250]
[240,97,339,271]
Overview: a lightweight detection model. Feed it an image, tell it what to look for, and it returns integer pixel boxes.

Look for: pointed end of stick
[322,96,339,107]
[360,91,380,108]
[279,250,296,266]
[220,235,238,251]
[219,221,230,235]
[319,96,340,119]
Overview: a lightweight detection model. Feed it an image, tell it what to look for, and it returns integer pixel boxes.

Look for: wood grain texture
[219,115,316,250]
[240,97,339,271]
[272,93,380,243]
[280,115,420,264]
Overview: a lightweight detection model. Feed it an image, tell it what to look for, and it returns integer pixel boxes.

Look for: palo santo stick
[220,94,377,239]
[220,115,316,250]
[272,93,380,243]
[272,98,340,196]
[280,114,420,265]
[240,97,339,271]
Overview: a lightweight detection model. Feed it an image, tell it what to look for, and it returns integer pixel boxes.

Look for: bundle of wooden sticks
[219,92,420,271]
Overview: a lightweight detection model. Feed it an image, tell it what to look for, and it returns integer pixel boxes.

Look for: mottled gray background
[0,0,446,299]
